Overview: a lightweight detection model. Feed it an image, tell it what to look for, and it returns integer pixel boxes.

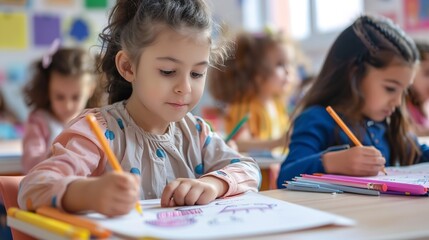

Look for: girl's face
[361,64,416,122]
[123,27,210,133]
[412,55,429,101]
[258,44,289,98]
[49,72,94,124]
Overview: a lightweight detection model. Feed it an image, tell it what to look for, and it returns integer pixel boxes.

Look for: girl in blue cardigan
[277,14,429,187]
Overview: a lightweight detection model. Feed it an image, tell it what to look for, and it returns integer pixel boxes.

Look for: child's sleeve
[21,112,50,174]
[277,106,336,186]
[194,117,261,197]
[17,110,108,211]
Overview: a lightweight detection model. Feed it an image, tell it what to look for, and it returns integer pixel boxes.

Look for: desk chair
[0,176,35,240]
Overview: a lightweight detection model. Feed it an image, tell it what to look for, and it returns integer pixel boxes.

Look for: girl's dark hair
[406,41,429,113]
[98,0,225,104]
[24,48,102,111]
[292,14,420,166]
[208,31,286,104]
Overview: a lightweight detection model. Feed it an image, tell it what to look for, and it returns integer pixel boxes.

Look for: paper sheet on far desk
[85,192,354,239]
[366,162,429,187]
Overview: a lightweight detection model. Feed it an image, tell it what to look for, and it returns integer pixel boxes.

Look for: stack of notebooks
[284,169,429,196]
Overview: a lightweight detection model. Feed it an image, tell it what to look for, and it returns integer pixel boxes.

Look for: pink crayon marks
[219,203,276,214]
[145,208,203,227]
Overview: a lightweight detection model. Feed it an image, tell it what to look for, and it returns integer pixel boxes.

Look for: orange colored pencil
[86,114,143,215]
[36,206,111,238]
[326,106,388,175]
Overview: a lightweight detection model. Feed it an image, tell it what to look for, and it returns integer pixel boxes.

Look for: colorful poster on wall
[33,14,61,46]
[44,0,74,6]
[85,0,107,9]
[0,0,27,6]
[64,16,92,44]
[0,12,28,49]
[404,0,429,31]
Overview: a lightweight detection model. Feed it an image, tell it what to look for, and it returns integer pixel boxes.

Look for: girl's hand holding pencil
[85,114,143,217]
[322,146,386,176]
[324,106,388,176]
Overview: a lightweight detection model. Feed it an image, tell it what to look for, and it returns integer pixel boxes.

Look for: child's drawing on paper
[145,202,276,228]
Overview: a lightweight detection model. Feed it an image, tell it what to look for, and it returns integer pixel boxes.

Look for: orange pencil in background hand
[85,114,144,216]
[325,106,388,176]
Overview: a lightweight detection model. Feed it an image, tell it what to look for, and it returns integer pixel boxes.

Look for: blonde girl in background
[18,0,259,216]
[209,31,291,152]
[22,41,103,173]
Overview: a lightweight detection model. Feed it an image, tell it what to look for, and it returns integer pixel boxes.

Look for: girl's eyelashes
[55,95,65,101]
[191,72,205,79]
[159,69,205,79]
[385,86,397,93]
[160,70,175,76]
[72,95,80,101]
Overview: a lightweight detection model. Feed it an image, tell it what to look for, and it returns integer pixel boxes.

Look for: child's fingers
[161,180,181,207]
[196,189,217,205]
[171,182,193,206]
[114,173,139,190]
[184,186,205,205]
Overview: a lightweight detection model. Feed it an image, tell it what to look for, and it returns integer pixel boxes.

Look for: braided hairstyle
[98,0,226,104]
[291,14,420,166]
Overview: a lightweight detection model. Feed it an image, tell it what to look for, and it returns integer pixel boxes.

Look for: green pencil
[224,114,250,142]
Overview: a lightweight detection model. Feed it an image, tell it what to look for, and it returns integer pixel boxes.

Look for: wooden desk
[252,154,284,191]
[0,139,22,175]
[249,189,429,240]
[10,190,428,240]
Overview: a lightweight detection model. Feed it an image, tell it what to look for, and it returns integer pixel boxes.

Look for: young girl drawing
[277,14,429,187]
[208,31,290,152]
[18,0,259,216]
[21,43,102,174]
[406,41,429,136]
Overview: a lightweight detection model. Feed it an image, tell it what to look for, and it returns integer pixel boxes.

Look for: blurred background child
[0,90,21,140]
[277,14,428,186]
[406,41,429,136]
[21,43,103,173]
[208,31,291,153]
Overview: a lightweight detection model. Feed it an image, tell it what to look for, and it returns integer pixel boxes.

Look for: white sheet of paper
[368,162,429,187]
[85,192,354,239]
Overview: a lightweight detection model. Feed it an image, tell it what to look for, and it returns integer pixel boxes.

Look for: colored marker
[225,114,250,142]
[8,207,90,239]
[36,206,111,238]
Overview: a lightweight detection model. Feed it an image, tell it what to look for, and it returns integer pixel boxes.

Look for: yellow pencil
[86,114,143,216]
[326,106,388,176]
[36,206,112,238]
[8,207,90,239]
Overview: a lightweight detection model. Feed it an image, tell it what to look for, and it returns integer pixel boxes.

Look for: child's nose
[392,94,402,107]
[65,99,75,111]
[174,77,192,94]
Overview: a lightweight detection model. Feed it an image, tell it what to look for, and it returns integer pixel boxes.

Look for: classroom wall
[2,0,428,124]
[0,0,246,121]
[301,0,429,73]
[0,0,114,121]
